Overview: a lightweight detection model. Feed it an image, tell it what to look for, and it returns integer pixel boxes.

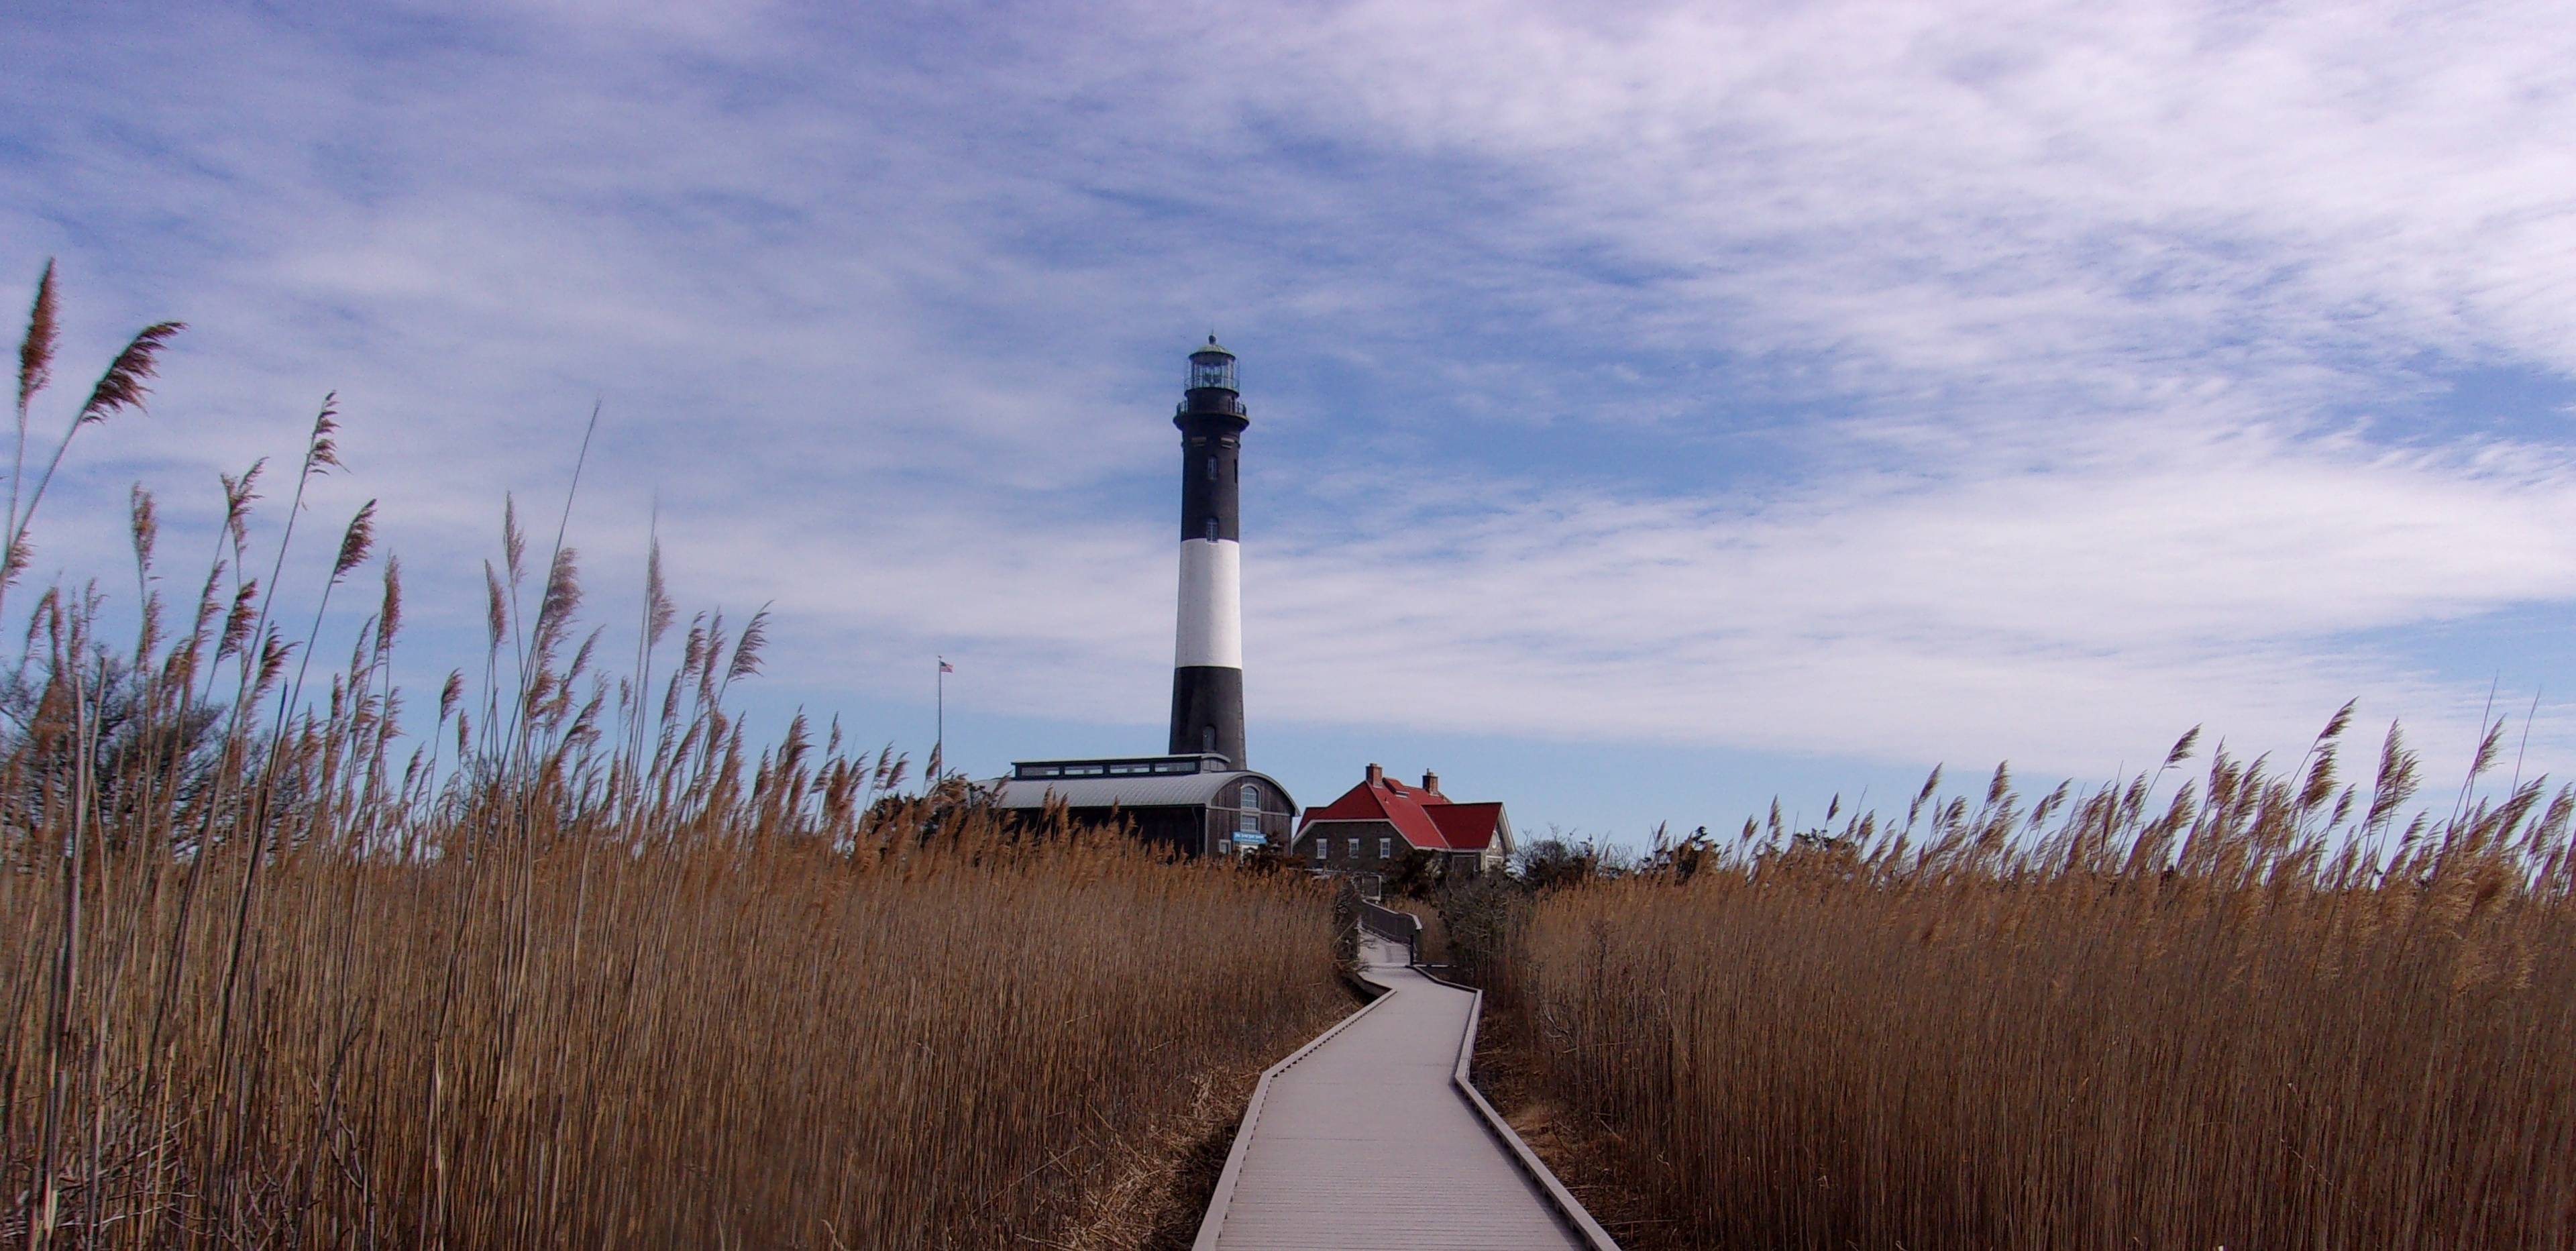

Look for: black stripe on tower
[1176,412,1246,541]
[1169,665,1245,765]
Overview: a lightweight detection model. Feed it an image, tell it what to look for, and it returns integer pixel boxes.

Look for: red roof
[1426,802,1505,853]
[1299,772,1504,853]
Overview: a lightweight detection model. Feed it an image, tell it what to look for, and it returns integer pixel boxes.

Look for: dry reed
[0,267,1349,1248]
[1491,716,2576,1248]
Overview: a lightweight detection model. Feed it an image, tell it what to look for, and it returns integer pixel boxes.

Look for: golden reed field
[15,268,2576,1250]
[0,272,1348,1249]
[1481,723,2576,1249]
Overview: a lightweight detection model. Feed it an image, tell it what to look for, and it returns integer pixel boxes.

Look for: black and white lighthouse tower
[1169,336,1248,767]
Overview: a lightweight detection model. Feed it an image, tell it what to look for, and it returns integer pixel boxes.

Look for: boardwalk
[1195,932,1611,1250]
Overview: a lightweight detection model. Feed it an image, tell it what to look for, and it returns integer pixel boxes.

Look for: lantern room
[1187,335,1238,393]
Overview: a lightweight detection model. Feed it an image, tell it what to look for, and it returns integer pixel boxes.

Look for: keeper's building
[1293,763,1515,890]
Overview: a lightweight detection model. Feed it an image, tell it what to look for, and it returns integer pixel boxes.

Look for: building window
[1346,837,1360,860]
[1380,836,1393,859]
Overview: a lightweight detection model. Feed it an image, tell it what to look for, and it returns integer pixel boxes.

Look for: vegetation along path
[1193,930,1616,1250]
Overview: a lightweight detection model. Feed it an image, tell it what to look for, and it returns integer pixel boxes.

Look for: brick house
[1293,763,1514,890]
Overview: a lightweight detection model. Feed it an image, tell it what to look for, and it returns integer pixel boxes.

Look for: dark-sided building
[1295,763,1515,891]
[985,753,1297,860]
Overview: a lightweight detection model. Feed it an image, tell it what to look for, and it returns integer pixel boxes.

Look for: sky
[6,1,2576,846]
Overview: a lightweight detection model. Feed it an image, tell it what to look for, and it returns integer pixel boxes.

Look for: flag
[938,659,955,673]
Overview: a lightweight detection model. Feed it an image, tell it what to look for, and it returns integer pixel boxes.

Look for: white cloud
[2,0,2572,806]
[1211,0,2576,403]
[700,418,2576,780]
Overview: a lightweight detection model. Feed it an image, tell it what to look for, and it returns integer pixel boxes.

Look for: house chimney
[1421,770,1440,794]
[1365,763,1384,786]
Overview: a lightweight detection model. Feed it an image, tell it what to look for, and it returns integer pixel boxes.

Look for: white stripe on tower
[1174,537,1242,669]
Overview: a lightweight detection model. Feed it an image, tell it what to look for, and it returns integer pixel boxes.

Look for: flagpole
[935,655,945,781]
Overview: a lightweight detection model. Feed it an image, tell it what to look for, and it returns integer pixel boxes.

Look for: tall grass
[1493,716,2576,1248]
[0,268,1349,1248]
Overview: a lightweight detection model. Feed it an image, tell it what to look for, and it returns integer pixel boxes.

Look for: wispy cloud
[1236,1,2576,390]
[3,1,2572,820]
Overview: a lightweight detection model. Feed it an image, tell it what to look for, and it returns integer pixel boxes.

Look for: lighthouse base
[1168,665,1246,768]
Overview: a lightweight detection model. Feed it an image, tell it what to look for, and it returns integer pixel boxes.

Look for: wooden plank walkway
[1195,933,1603,1250]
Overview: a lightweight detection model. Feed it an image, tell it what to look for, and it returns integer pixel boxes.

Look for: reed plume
[1487,707,2576,1250]
[0,269,1348,1249]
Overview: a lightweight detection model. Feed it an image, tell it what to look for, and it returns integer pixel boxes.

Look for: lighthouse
[1170,336,1248,767]
[982,336,1293,859]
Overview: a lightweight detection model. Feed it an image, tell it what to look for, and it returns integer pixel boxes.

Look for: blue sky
[7,1,2576,845]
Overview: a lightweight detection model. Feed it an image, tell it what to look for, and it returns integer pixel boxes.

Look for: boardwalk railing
[1413,961,1623,1249]
[1356,898,1421,963]
[1193,910,1622,1249]
[1189,967,1400,1251]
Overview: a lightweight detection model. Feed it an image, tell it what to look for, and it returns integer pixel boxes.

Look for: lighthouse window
[1205,457,1216,481]
[1203,516,1218,541]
